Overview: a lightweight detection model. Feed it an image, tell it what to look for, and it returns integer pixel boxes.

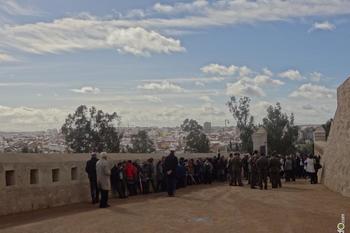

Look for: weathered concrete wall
[0,153,211,216]
[321,77,350,197]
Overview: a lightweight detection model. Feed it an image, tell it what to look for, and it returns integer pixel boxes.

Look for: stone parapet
[0,153,210,216]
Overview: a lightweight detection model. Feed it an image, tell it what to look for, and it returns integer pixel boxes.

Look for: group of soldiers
[227,151,283,189]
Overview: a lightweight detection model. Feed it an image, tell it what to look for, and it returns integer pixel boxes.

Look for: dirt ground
[0,180,349,233]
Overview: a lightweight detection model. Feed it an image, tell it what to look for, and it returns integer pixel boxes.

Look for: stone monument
[313,127,326,142]
[252,127,268,155]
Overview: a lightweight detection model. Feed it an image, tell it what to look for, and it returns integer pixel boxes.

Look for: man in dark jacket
[231,152,243,186]
[164,149,178,196]
[256,153,269,190]
[269,154,281,188]
[241,154,249,180]
[85,153,99,204]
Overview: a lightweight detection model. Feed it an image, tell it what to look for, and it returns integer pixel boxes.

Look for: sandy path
[0,180,349,233]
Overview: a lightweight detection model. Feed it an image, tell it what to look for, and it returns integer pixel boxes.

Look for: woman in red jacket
[125,160,137,196]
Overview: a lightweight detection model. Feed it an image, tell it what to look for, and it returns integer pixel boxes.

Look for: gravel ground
[0,180,349,233]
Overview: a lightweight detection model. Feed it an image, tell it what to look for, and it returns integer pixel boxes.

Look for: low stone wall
[0,153,210,216]
[321,77,350,197]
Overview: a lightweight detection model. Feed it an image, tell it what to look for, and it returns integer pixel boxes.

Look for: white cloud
[153,1,208,14]
[0,0,41,16]
[1,0,350,58]
[262,68,273,77]
[309,72,322,82]
[289,83,335,99]
[70,86,101,94]
[0,52,16,63]
[199,95,213,102]
[221,64,284,97]
[0,19,185,56]
[0,105,67,131]
[195,81,205,87]
[238,66,252,77]
[201,64,238,76]
[278,69,304,81]
[226,79,265,97]
[251,100,273,122]
[142,76,225,84]
[200,63,252,76]
[106,27,185,56]
[153,3,174,13]
[200,103,225,116]
[143,95,162,103]
[140,0,350,29]
[138,80,184,93]
[302,104,314,110]
[254,75,284,86]
[309,21,336,32]
[124,9,146,19]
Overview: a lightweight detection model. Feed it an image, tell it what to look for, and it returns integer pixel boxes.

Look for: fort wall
[0,153,208,216]
[320,77,350,197]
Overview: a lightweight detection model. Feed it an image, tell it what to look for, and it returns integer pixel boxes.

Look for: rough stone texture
[0,153,209,216]
[321,77,350,197]
[0,181,349,233]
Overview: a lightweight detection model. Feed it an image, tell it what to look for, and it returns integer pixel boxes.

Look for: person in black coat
[164,150,178,197]
[110,164,119,198]
[85,153,99,204]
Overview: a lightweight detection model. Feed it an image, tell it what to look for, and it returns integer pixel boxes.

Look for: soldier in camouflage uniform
[230,152,243,186]
[269,153,281,188]
[249,151,259,189]
[256,153,269,190]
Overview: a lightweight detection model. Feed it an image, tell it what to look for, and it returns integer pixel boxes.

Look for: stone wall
[0,153,210,216]
[321,77,350,197]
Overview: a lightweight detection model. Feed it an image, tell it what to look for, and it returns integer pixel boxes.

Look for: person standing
[116,162,127,198]
[249,151,259,189]
[110,163,119,198]
[314,155,322,184]
[96,152,111,208]
[156,157,165,192]
[284,156,293,182]
[85,152,99,204]
[227,153,234,186]
[256,153,269,190]
[164,149,178,197]
[203,159,213,184]
[305,154,316,184]
[231,152,243,186]
[269,154,281,188]
[125,160,137,196]
[241,154,249,180]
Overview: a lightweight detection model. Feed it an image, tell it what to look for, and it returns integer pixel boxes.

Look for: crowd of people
[85,150,322,208]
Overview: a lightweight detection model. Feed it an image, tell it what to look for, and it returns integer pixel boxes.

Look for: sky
[0,0,349,131]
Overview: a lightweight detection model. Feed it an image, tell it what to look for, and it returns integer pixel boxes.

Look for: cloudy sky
[0,0,349,131]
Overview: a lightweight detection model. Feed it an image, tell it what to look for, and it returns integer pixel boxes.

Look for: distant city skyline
[1,0,349,131]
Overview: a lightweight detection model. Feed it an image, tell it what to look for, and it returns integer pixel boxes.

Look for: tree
[61,105,123,153]
[227,96,255,153]
[322,118,333,140]
[181,118,203,132]
[262,103,299,155]
[130,130,155,153]
[181,119,210,153]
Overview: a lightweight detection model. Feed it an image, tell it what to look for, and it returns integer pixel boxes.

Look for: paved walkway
[0,180,349,233]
